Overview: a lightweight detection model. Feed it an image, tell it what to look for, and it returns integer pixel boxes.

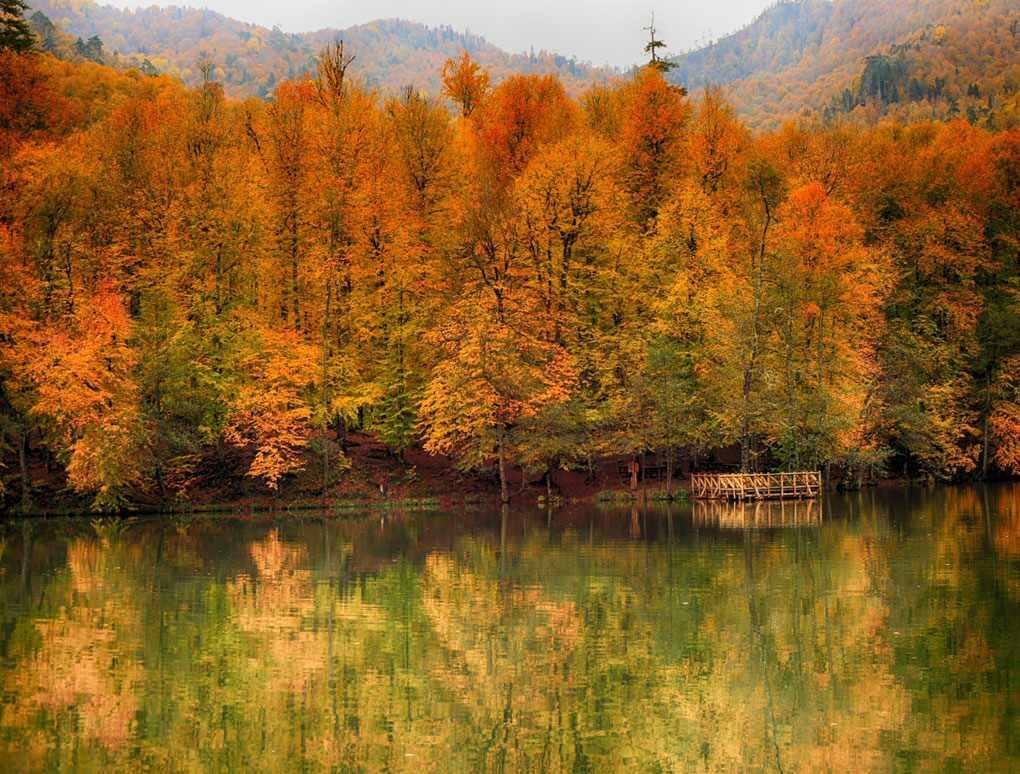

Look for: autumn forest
[2,2,1020,512]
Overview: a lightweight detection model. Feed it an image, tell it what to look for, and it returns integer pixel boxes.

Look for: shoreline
[3,475,1008,518]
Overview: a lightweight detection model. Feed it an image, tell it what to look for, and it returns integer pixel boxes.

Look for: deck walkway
[690,471,821,501]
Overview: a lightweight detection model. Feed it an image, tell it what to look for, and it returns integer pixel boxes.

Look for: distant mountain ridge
[668,0,1020,128]
[26,0,614,97]
[23,0,1020,128]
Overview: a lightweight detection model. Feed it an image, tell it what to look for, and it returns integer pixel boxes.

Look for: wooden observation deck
[690,471,821,501]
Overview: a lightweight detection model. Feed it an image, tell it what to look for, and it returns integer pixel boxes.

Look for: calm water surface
[0,486,1018,772]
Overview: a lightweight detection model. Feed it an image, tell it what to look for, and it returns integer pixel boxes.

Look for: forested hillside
[668,0,1020,128]
[23,0,1020,126]
[3,29,1020,511]
[24,0,609,96]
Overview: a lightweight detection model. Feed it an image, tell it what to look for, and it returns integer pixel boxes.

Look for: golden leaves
[223,323,319,489]
[440,52,489,118]
[3,45,1020,505]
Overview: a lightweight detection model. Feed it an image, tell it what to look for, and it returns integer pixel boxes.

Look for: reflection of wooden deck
[693,498,821,528]
[690,471,821,500]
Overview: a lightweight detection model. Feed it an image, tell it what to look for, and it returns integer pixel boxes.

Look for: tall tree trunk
[154,464,166,503]
[981,368,992,479]
[740,192,773,473]
[335,415,347,452]
[18,427,31,513]
[322,278,332,497]
[740,416,753,473]
[153,379,166,503]
[291,238,300,326]
[665,448,674,499]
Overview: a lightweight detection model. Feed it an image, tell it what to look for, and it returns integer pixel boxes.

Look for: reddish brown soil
[6,431,680,514]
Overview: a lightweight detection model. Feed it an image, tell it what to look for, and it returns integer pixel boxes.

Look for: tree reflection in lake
[0,485,1017,771]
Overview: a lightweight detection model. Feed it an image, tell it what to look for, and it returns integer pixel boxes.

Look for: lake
[0,485,1017,771]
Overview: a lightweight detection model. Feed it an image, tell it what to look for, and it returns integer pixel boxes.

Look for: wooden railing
[689,471,821,500]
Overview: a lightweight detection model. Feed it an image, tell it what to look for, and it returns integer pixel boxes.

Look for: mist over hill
[667,0,1020,128]
[26,0,614,97]
[21,0,1020,126]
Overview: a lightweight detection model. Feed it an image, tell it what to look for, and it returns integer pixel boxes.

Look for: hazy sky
[101,0,775,68]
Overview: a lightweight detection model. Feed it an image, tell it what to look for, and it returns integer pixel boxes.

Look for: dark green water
[0,486,1017,772]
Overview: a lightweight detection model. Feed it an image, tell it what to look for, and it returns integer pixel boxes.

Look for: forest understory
[6,431,1009,516]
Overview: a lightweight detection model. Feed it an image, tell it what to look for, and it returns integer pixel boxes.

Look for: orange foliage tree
[2,47,1020,509]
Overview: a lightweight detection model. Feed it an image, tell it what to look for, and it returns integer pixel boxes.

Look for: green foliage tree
[643,13,675,73]
[0,0,33,53]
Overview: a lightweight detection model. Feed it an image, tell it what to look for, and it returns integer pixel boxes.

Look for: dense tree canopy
[1,46,1019,509]
[668,0,1020,130]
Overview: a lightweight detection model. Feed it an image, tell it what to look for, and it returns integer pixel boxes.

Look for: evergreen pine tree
[643,13,675,73]
[0,0,35,53]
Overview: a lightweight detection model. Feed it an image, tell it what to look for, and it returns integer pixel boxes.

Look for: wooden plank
[691,471,821,501]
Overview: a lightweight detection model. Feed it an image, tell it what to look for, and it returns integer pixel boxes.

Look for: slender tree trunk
[982,368,992,479]
[18,427,31,513]
[291,239,300,326]
[665,448,674,499]
[153,379,166,503]
[63,245,75,315]
[740,414,753,472]
[322,278,332,497]
[154,464,166,503]
[554,240,573,344]
[740,199,772,473]
[546,466,553,505]
[335,415,347,452]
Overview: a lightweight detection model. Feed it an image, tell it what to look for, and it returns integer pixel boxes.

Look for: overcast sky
[100,0,775,68]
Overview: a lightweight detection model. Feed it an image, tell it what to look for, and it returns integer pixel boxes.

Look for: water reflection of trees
[0,488,1016,771]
